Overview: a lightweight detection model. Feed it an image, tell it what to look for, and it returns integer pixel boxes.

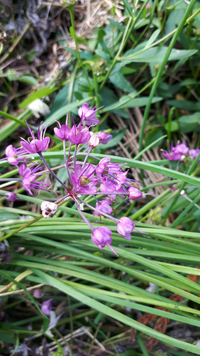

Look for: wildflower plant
[1,0,200,354]
[1,103,144,255]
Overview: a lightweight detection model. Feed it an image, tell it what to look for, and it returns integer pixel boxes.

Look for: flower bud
[128,187,142,200]
[41,299,53,315]
[6,192,17,202]
[41,201,58,218]
[33,288,44,298]
[89,134,100,148]
[97,132,112,144]
[117,217,135,240]
[91,226,112,249]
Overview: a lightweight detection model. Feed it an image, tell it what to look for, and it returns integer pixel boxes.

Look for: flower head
[97,131,112,144]
[5,145,26,166]
[33,289,44,298]
[69,125,90,144]
[96,157,121,177]
[128,186,142,200]
[54,116,70,141]
[71,164,98,194]
[78,103,102,126]
[189,148,200,160]
[20,122,50,154]
[6,192,17,202]
[117,217,135,240]
[94,200,113,217]
[19,163,50,195]
[41,299,53,315]
[174,141,189,155]
[91,226,118,255]
[162,141,189,161]
[41,201,58,218]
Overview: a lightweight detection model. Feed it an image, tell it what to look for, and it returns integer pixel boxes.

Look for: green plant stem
[99,0,149,91]
[139,0,197,154]
[67,5,90,87]
[162,152,200,225]
[130,189,170,220]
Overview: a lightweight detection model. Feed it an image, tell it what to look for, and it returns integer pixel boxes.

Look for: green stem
[99,0,149,91]
[68,5,90,86]
[139,0,197,153]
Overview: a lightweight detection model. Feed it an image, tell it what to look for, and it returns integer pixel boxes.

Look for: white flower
[28,99,50,118]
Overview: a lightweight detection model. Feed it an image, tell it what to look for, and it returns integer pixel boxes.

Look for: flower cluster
[162,141,200,161]
[1,103,144,254]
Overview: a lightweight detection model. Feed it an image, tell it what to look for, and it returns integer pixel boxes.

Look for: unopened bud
[33,288,44,298]
[6,192,17,202]
[41,201,58,218]
[89,134,99,148]
[128,187,142,200]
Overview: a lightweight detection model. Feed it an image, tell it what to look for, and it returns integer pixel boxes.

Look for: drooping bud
[97,131,112,144]
[6,192,17,202]
[128,186,142,200]
[91,226,118,255]
[117,217,135,240]
[41,299,53,315]
[41,201,58,218]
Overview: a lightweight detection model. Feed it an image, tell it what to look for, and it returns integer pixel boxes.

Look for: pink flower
[189,148,200,160]
[100,178,117,194]
[162,142,189,161]
[5,145,25,166]
[96,158,121,177]
[41,299,53,315]
[97,132,112,144]
[128,186,142,200]
[19,163,50,195]
[6,192,17,202]
[69,125,90,144]
[94,200,112,216]
[71,164,98,194]
[117,217,135,240]
[91,226,118,255]
[174,141,189,155]
[20,122,50,154]
[78,103,101,126]
[54,116,70,141]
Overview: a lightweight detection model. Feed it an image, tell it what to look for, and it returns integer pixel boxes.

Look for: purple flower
[78,103,101,126]
[97,132,112,144]
[5,145,25,166]
[41,299,53,315]
[71,164,98,194]
[174,141,189,155]
[128,187,142,200]
[54,116,70,141]
[6,192,17,202]
[19,163,50,195]
[162,141,189,161]
[20,122,50,154]
[100,178,117,194]
[96,158,121,177]
[69,125,90,144]
[91,226,118,255]
[189,148,200,159]
[117,217,135,240]
[94,200,113,216]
